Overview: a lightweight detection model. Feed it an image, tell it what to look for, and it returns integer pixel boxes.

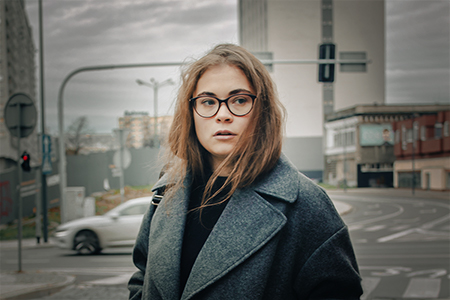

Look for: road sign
[113,148,131,169]
[4,93,37,138]
[42,135,52,174]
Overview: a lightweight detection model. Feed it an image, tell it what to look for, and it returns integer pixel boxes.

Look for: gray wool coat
[128,154,363,300]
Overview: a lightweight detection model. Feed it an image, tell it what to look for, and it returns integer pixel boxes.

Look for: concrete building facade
[238,0,385,138]
[0,0,37,170]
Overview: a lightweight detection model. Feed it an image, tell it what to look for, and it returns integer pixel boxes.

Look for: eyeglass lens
[193,94,254,117]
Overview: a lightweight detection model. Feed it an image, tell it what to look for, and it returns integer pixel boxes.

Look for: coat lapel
[147,175,189,300]
[181,187,288,300]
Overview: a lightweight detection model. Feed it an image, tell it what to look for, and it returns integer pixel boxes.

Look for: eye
[231,95,250,105]
[199,97,217,106]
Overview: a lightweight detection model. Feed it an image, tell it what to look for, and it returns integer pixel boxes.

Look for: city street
[1,190,449,299]
[329,190,450,299]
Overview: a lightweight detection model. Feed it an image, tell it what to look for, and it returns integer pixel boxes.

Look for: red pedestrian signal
[21,152,31,172]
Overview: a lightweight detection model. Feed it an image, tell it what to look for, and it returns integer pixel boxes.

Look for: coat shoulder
[255,154,344,230]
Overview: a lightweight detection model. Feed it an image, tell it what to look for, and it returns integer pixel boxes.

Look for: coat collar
[152,153,300,204]
[148,153,300,300]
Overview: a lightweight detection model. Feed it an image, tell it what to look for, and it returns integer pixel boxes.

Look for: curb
[0,239,55,251]
[0,273,75,300]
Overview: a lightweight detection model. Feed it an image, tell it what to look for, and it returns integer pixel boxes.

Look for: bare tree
[65,116,94,155]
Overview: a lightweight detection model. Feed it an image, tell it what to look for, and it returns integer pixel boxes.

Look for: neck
[210,156,231,176]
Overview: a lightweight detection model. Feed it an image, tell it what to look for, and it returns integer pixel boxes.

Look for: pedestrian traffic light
[21,151,31,172]
[318,43,335,82]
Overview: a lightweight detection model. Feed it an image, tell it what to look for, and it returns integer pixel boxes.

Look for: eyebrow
[196,89,253,97]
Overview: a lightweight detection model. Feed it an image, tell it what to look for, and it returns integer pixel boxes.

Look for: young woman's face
[193,64,255,172]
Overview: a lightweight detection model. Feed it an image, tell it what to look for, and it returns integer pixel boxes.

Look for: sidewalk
[0,271,75,300]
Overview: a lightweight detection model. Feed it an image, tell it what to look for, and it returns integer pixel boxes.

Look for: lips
[214,130,236,139]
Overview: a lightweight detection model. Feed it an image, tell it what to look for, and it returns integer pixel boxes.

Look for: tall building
[0,0,37,170]
[239,0,385,137]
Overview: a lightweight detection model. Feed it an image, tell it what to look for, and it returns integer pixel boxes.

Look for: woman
[128,44,363,300]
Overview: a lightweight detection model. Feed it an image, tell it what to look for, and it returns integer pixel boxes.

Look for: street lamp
[136,78,174,147]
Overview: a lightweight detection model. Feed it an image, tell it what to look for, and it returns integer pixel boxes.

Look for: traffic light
[21,151,31,172]
[318,43,335,82]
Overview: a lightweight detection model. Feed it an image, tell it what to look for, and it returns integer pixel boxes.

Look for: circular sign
[4,93,37,138]
[113,148,131,169]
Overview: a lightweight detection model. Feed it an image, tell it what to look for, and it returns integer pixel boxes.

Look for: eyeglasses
[190,94,256,118]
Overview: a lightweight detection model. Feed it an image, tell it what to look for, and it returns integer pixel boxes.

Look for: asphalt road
[1,191,448,299]
[329,191,450,299]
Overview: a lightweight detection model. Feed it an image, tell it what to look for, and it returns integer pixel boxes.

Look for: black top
[179,175,230,295]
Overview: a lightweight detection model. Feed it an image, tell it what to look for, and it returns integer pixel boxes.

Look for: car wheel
[74,230,101,255]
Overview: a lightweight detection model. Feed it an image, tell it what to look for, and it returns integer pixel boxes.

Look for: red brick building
[392,108,450,190]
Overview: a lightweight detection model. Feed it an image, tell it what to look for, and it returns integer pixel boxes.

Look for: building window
[420,126,426,141]
[398,172,421,188]
[444,121,449,137]
[406,128,413,143]
[395,129,400,144]
[435,123,443,139]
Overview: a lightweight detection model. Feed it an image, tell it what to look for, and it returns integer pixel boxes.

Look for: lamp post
[136,78,174,148]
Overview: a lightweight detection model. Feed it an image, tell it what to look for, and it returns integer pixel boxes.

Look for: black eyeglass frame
[189,93,257,118]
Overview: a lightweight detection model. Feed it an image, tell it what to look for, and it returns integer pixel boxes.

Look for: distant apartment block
[392,108,450,191]
[119,111,173,148]
[0,0,37,170]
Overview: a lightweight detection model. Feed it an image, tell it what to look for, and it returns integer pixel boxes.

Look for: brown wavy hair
[162,43,286,209]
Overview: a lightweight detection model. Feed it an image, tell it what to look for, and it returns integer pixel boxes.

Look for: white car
[54,197,151,254]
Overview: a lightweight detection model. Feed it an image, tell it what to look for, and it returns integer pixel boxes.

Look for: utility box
[64,187,86,222]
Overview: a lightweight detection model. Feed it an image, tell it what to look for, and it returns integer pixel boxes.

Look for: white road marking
[377,214,450,242]
[364,225,386,232]
[421,214,450,230]
[84,273,134,285]
[402,278,441,298]
[377,228,418,243]
[389,225,411,231]
[360,266,411,277]
[407,269,447,279]
[360,277,380,300]
[348,224,364,231]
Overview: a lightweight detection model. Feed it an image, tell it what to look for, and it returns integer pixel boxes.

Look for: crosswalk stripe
[402,278,441,298]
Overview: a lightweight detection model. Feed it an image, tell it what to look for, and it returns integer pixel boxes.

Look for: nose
[215,102,233,122]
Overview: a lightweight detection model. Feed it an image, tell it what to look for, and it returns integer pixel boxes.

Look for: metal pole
[16,104,23,272]
[35,146,42,244]
[412,114,416,195]
[38,0,49,242]
[119,129,125,203]
[343,126,347,192]
[153,84,158,147]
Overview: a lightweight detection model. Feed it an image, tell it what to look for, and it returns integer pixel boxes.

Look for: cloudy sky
[24,0,449,135]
